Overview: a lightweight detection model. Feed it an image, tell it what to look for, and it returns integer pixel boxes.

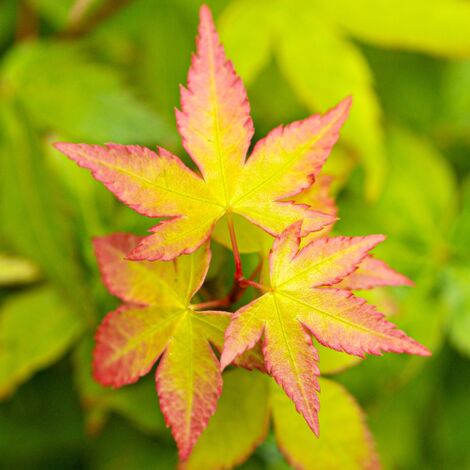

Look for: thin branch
[16,0,38,41]
[61,0,132,38]
[193,257,265,311]
[192,298,230,310]
[239,278,268,292]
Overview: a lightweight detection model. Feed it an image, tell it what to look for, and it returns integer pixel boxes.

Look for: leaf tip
[53,141,75,155]
[327,95,353,125]
[199,3,213,22]
[342,94,353,110]
[219,351,231,371]
[284,220,303,239]
[410,342,432,357]
[403,277,415,287]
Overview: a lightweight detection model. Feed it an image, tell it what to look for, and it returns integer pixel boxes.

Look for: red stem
[226,213,244,281]
[193,216,268,311]
[193,256,266,311]
[239,278,268,291]
[226,215,268,293]
[193,298,230,310]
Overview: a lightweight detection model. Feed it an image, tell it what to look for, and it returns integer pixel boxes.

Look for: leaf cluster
[0,1,469,469]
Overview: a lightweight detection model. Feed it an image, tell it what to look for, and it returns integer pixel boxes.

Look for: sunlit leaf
[222,223,429,433]
[56,7,343,261]
[92,233,229,459]
[213,174,338,254]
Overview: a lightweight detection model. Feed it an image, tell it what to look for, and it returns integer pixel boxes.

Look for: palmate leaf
[213,172,415,377]
[221,222,430,434]
[55,5,347,261]
[92,234,230,460]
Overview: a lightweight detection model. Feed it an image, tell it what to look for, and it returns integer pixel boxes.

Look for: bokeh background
[0,0,469,468]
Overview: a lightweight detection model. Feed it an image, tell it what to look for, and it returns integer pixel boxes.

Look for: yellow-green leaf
[182,369,270,470]
[271,377,379,469]
[276,9,385,199]
[318,0,470,59]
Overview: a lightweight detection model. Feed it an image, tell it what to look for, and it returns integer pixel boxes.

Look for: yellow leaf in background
[317,0,470,59]
[220,0,470,200]
[271,377,379,470]
[0,254,40,286]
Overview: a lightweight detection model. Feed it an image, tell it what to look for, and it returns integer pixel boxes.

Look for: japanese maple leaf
[221,222,430,434]
[92,233,231,460]
[54,5,347,261]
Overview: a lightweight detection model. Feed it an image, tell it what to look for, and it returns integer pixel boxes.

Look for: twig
[61,0,132,38]
[16,0,38,41]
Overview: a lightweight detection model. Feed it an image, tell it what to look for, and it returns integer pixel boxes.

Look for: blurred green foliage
[0,0,469,468]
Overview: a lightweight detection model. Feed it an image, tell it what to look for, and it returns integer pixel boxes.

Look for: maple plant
[55,5,430,468]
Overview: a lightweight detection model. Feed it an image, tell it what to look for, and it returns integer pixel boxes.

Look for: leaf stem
[226,213,243,282]
[239,278,268,292]
[192,257,266,311]
[193,298,230,310]
[226,214,269,293]
[193,215,270,311]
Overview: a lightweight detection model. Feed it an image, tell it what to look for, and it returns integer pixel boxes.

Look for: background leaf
[275,6,385,199]
[0,287,84,399]
[0,254,40,286]
[2,42,172,144]
[0,101,92,316]
[184,369,270,470]
[271,377,378,469]
[318,0,470,58]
